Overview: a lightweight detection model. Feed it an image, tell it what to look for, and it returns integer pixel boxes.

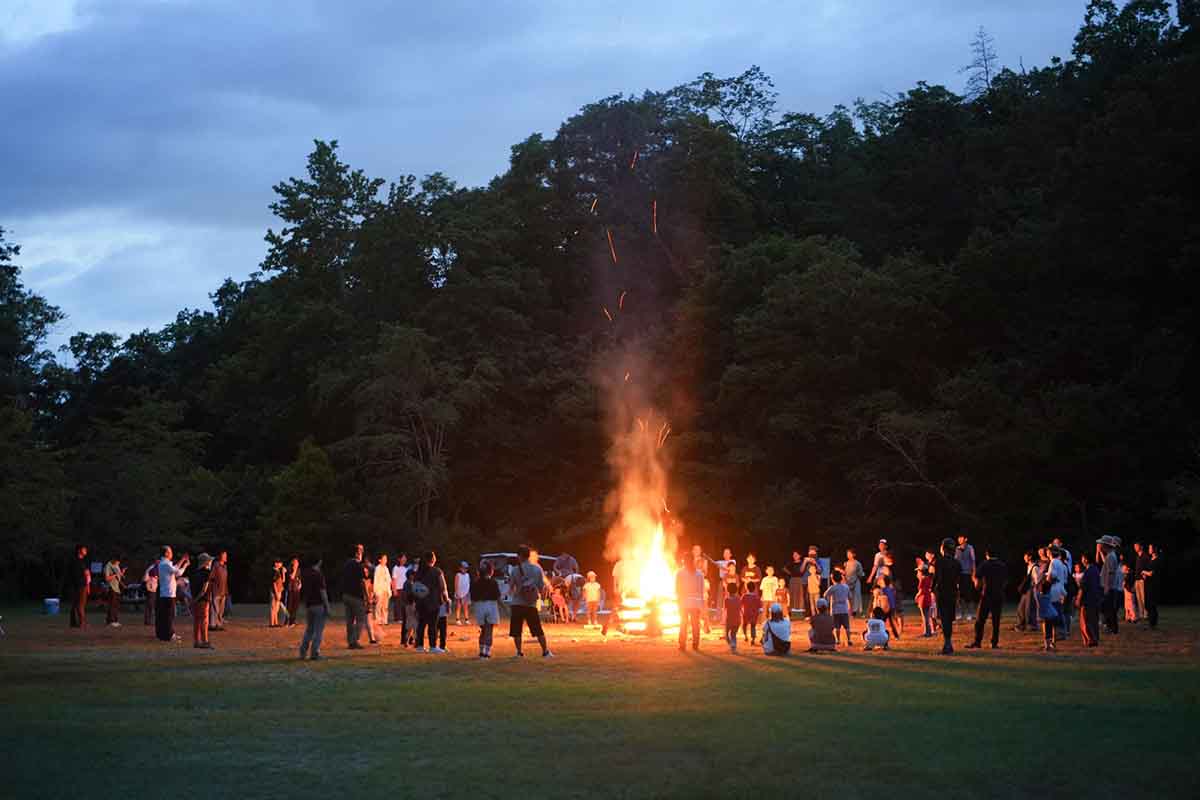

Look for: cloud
[2,0,1090,349]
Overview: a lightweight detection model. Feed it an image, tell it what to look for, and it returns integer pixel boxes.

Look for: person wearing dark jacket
[932,538,962,655]
[1140,545,1162,630]
[191,553,214,649]
[412,551,450,653]
[471,562,502,658]
[1078,553,1103,647]
[968,548,1007,649]
[68,544,91,629]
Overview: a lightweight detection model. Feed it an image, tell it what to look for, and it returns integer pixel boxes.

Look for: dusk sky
[1,0,1089,351]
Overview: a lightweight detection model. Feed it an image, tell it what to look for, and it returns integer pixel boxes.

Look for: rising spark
[652,200,657,234]
[618,290,626,310]
[630,150,639,170]
[624,371,631,382]
[602,306,613,322]
[606,228,618,264]
[590,198,598,214]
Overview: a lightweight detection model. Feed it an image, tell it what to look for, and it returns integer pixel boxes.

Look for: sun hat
[197,553,214,565]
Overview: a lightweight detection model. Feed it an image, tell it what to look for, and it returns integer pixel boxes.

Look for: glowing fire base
[617,595,681,637]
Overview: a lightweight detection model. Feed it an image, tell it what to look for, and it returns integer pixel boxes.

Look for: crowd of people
[63,532,1166,660]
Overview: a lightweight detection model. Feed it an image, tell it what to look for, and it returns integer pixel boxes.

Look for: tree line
[2,0,1197,600]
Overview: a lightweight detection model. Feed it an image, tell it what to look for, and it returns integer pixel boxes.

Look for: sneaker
[543,651,555,658]
[109,622,121,628]
[414,646,428,653]
[298,652,308,660]
[430,647,446,654]
[991,643,999,649]
[348,643,364,650]
[513,651,524,658]
[310,654,322,661]
[966,642,981,649]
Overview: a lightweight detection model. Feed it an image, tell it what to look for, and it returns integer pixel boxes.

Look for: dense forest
[3,0,1198,600]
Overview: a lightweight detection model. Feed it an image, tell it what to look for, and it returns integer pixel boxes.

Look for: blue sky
[0,0,1089,351]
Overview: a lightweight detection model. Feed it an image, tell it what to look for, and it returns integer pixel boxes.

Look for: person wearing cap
[762,603,792,655]
[454,561,472,625]
[1097,535,1121,634]
[191,553,214,649]
[867,539,889,587]
[807,598,837,652]
[932,538,961,655]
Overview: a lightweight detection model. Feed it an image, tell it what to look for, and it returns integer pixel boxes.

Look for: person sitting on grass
[761,603,791,656]
[1036,577,1060,652]
[740,582,762,645]
[808,598,837,653]
[724,582,741,653]
[863,607,890,651]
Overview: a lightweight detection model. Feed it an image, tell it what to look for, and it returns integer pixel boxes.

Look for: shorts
[474,600,499,625]
[833,613,850,632]
[509,604,544,638]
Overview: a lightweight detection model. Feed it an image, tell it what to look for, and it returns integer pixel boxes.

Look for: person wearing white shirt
[372,554,392,630]
[761,603,792,655]
[454,562,472,625]
[708,548,737,618]
[155,546,189,642]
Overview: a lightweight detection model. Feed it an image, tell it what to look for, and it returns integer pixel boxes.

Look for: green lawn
[2,604,1197,799]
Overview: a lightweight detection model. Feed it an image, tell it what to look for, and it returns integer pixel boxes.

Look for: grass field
[2,603,1198,800]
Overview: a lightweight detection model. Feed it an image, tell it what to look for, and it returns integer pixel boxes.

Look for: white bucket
[44,597,61,615]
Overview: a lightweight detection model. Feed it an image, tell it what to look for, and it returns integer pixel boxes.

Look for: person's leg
[939,604,954,653]
[971,603,987,646]
[155,597,166,640]
[312,606,327,657]
[678,610,687,650]
[164,595,176,640]
[437,616,447,649]
[1135,579,1146,621]
[300,607,314,657]
[989,599,1001,647]
[145,593,154,625]
[691,608,701,649]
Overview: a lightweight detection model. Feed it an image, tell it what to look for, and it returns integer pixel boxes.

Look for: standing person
[785,551,806,614]
[1141,544,1161,630]
[1036,578,1060,651]
[412,551,449,653]
[1121,559,1139,623]
[866,539,888,587]
[1098,536,1121,634]
[723,581,741,653]
[390,553,407,624]
[1078,553,1103,646]
[285,557,302,628]
[299,557,331,661]
[583,571,602,627]
[142,558,158,626]
[155,547,190,642]
[1051,537,1072,577]
[967,547,1007,649]
[103,556,124,628]
[68,545,90,629]
[268,558,286,627]
[915,565,935,637]
[805,561,822,620]
[471,562,501,658]
[740,582,762,645]
[690,544,713,631]
[823,570,852,646]
[454,561,472,625]
[740,554,762,595]
[675,556,704,652]
[208,551,229,631]
[759,566,780,623]
[709,548,737,620]
[508,545,553,658]
[372,553,391,630]
[954,535,977,621]
[932,538,961,655]
[191,553,214,649]
[1015,551,1037,632]
[844,549,865,617]
[342,544,369,650]
[1132,542,1150,622]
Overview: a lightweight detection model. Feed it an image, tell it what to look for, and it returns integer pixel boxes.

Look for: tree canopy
[3,1,1197,600]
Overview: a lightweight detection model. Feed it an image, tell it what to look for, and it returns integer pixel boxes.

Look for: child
[454,562,471,625]
[863,607,890,650]
[740,582,762,644]
[436,598,450,653]
[915,566,934,638]
[1121,561,1138,623]
[823,570,852,645]
[759,567,780,622]
[724,582,741,653]
[806,562,822,619]
[1036,577,1060,651]
[1050,567,1068,638]
[551,583,570,623]
[471,562,501,658]
[774,577,789,617]
[583,570,602,627]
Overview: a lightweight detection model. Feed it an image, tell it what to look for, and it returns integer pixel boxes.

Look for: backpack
[513,563,541,605]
